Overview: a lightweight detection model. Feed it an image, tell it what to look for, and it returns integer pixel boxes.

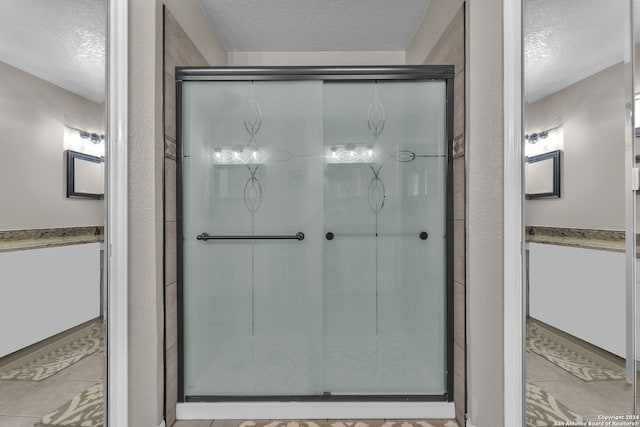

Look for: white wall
[227,51,405,66]
[0,243,101,357]
[466,0,505,425]
[128,0,164,425]
[0,60,104,230]
[405,0,464,65]
[524,63,626,230]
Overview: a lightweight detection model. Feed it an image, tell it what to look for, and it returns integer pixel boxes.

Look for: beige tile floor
[2,332,632,426]
[0,351,104,427]
[526,350,635,420]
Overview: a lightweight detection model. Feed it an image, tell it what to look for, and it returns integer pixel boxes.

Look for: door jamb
[106,0,128,425]
[503,0,524,425]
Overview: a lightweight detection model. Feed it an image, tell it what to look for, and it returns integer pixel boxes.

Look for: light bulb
[367,145,374,157]
[345,144,356,159]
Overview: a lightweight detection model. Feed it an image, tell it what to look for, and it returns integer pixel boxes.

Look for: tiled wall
[163,7,209,426]
[423,4,466,425]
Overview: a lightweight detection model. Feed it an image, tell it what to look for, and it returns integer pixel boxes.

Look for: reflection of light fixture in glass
[212,145,267,165]
[327,143,376,164]
[344,144,357,161]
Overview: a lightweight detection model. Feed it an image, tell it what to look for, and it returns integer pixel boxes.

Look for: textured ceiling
[0,0,105,103]
[0,0,635,105]
[200,0,431,52]
[524,0,634,102]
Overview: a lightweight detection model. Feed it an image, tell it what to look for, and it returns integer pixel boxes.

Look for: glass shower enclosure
[176,66,454,404]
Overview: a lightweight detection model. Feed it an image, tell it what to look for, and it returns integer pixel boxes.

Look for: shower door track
[175,66,455,418]
[185,394,449,402]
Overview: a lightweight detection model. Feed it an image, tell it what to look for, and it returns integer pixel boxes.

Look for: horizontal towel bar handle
[197,232,305,241]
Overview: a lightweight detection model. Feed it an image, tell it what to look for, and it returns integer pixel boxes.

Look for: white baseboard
[156,421,166,427]
[177,402,455,420]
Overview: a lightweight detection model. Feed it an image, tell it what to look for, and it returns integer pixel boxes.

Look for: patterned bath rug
[35,382,103,427]
[239,421,459,427]
[379,422,459,427]
[526,318,625,381]
[0,318,103,381]
[526,383,583,426]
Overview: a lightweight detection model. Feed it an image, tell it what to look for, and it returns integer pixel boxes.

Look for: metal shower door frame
[175,65,455,404]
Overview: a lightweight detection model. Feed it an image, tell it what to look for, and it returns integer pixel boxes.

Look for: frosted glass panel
[323,80,447,394]
[181,76,448,399]
[182,80,324,396]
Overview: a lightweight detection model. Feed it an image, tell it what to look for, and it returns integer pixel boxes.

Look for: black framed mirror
[66,150,104,199]
[525,149,560,199]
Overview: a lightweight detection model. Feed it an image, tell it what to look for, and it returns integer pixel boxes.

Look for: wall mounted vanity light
[64,125,105,157]
[524,130,549,144]
[67,126,105,144]
[80,130,105,144]
[524,126,563,157]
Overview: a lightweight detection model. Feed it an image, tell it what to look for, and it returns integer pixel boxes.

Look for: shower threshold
[175,401,455,420]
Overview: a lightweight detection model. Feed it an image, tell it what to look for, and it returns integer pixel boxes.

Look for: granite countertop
[525,226,629,253]
[0,226,104,253]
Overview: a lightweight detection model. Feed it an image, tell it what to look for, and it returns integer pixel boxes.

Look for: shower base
[176,401,455,420]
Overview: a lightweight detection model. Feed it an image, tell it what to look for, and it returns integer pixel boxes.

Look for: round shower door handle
[324,231,429,240]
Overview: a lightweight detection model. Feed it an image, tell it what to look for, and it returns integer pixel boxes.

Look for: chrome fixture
[525,126,560,144]
[68,126,105,144]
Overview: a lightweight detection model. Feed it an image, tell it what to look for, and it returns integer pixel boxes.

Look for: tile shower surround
[424,5,465,425]
[163,7,210,426]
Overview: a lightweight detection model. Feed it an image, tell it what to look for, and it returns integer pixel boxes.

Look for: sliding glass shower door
[178,67,452,401]
[181,80,325,397]
[322,81,448,395]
